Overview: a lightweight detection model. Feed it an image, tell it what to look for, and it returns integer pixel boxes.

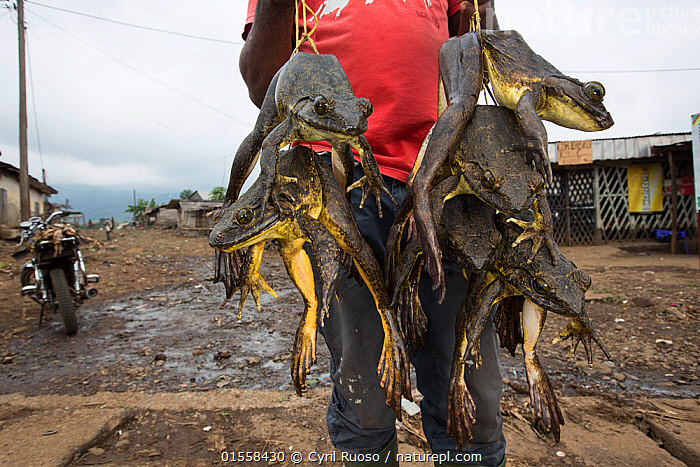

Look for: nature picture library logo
[497,2,700,38]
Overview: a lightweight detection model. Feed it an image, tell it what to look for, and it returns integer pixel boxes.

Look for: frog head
[539,77,614,132]
[291,93,372,140]
[209,177,287,252]
[458,106,545,214]
[210,146,322,252]
[497,216,591,318]
[437,194,502,271]
[276,52,373,140]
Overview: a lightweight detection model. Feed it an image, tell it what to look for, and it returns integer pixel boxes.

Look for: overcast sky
[0,0,698,195]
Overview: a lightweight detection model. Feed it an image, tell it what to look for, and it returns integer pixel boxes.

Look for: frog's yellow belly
[485,61,530,111]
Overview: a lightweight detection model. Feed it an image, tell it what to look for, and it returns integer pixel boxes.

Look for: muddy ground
[0,228,698,466]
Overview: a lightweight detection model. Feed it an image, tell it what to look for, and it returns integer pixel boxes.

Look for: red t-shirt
[244,0,461,182]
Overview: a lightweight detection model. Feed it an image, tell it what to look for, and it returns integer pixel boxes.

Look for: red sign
[663,174,695,196]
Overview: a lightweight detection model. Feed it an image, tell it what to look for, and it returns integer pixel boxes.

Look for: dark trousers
[316,157,505,465]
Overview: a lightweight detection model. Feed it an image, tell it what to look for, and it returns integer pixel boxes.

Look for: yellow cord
[293,0,320,55]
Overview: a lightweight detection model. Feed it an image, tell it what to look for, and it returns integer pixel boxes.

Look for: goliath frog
[224,52,394,216]
[446,213,610,447]
[386,105,545,302]
[410,30,613,295]
[210,146,411,418]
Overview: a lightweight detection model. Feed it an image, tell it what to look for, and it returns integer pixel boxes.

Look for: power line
[25,27,226,163]
[25,30,45,170]
[25,8,252,128]
[564,67,700,74]
[26,0,243,45]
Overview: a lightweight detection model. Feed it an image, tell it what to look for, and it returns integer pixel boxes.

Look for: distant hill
[50,184,178,223]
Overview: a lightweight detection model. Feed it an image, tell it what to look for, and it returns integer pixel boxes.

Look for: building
[0,161,57,237]
[546,132,695,251]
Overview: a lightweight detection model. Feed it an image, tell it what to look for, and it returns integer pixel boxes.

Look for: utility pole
[17,0,30,221]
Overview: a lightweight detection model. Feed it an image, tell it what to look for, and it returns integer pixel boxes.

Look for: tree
[179,189,193,200]
[125,198,156,222]
[209,187,226,201]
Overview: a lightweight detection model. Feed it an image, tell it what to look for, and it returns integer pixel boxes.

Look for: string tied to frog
[293,0,320,55]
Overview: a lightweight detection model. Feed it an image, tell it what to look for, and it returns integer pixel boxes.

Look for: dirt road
[0,229,698,466]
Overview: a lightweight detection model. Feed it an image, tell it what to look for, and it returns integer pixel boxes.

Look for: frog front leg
[259,119,299,211]
[234,242,278,319]
[507,193,558,264]
[522,298,565,442]
[346,135,397,218]
[552,313,611,365]
[279,238,319,396]
[515,89,553,184]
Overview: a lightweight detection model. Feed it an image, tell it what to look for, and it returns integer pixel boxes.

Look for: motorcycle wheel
[49,268,78,335]
[20,267,35,288]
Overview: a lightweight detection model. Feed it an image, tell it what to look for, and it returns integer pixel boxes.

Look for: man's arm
[449,0,499,37]
[239,0,296,107]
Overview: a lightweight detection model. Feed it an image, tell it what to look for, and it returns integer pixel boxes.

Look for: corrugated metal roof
[548,132,691,164]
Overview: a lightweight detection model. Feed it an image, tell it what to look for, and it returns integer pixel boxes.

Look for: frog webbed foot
[525,355,565,442]
[392,271,427,355]
[291,310,317,395]
[507,217,557,264]
[377,325,412,420]
[235,271,279,319]
[346,175,397,218]
[446,367,477,449]
[525,138,553,185]
[553,315,611,365]
[507,194,558,265]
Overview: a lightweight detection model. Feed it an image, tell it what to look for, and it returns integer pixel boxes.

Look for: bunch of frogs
[210,145,411,420]
[390,192,610,448]
[223,51,394,214]
[400,28,613,297]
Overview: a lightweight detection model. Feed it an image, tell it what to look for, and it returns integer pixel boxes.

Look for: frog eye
[235,208,254,225]
[313,95,329,116]
[583,81,605,103]
[481,170,496,191]
[532,277,551,295]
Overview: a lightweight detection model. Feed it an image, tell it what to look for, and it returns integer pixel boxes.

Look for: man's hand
[460,0,493,17]
[455,0,498,35]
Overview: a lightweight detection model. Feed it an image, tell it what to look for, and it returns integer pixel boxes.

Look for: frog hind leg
[494,295,525,357]
[391,240,427,354]
[225,72,284,203]
[316,157,412,416]
[279,238,319,396]
[295,214,343,327]
[412,32,483,297]
[384,192,414,291]
[522,298,565,441]
[464,272,505,368]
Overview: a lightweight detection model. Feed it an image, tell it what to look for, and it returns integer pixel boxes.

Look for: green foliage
[209,187,226,201]
[179,189,193,200]
[125,198,156,222]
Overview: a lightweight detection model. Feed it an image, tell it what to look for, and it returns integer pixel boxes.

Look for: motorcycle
[13,210,100,335]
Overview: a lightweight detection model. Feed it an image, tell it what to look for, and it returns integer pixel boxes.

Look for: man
[238,1,505,465]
